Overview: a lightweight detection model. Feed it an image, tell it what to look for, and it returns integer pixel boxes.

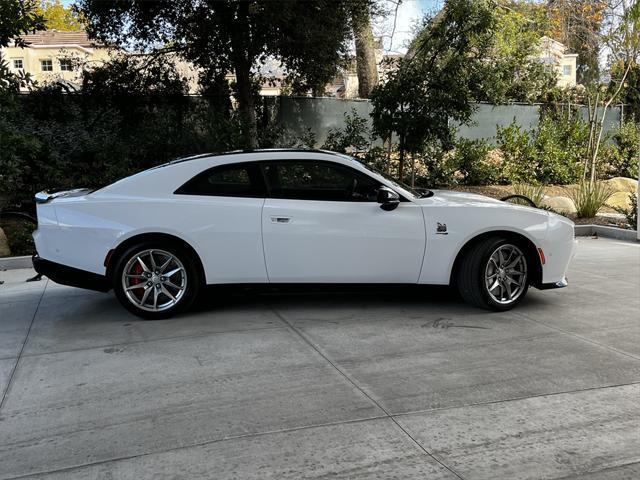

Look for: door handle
[270,216,291,224]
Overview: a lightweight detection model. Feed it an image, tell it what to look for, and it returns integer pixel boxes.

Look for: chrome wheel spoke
[137,257,150,273]
[164,280,184,291]
[159,257,173,273]
[148,251,157,271]
[139,286,152,306]
[161,285,176,302]
[164,267,183,278]
[126,283,145,291]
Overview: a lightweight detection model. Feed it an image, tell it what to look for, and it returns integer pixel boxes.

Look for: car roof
[154,149,345,169]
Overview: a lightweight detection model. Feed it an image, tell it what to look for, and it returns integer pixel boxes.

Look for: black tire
[457,236,529,311]
[112,241,201,319]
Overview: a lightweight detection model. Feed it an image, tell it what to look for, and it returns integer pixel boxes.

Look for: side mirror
[377,187,400,211]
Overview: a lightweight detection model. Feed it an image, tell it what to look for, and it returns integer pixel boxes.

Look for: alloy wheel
[484,244,528,305]
[121,249,187,312]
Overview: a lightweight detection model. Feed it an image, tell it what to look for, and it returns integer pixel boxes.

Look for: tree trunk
[234,61,258,149]
[351,3,378,98]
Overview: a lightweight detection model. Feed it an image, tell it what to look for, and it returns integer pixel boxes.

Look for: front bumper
[538,277,569,290]
[32,254,110,292]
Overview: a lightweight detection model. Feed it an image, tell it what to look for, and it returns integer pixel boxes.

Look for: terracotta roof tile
[19,30,103,47]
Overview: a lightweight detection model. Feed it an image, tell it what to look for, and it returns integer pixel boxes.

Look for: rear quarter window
[175,162,266,197]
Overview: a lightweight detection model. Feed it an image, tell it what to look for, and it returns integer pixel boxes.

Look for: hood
[416,189,549,214]
[418,190,505,206]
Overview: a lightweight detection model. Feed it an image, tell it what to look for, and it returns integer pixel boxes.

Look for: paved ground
[0,237,639,480]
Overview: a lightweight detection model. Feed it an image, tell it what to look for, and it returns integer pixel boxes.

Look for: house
[1,30,111,91]
[537,36,578,88]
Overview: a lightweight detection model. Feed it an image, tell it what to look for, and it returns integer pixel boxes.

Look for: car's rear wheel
[457,237,529,311]
[113,242,200,319]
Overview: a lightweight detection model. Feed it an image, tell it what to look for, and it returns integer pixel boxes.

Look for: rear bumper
[32,254,110,292]
[537,277,568,290]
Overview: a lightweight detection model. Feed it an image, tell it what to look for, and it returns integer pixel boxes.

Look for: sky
[376,0,443,53]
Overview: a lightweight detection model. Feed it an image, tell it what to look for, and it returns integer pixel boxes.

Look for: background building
[1,30,111,90]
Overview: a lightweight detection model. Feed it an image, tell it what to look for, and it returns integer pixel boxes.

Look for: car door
[261,159,426,283]
[173,161,268,284]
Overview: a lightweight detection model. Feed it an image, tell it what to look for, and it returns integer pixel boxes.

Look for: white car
[33,149,576,319]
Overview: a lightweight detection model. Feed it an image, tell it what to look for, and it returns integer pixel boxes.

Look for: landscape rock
[0,227,11,257]
[605,177,638,194]
[605,191,633,210]
[541,195,577,214]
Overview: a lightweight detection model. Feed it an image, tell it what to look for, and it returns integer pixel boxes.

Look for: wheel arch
[105,232,206,286]
[449,230,542,288]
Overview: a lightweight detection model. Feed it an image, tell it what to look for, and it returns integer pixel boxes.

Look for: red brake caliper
[130,262,144,299]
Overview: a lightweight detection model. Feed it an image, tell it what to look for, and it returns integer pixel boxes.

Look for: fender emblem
[436,222,448,234]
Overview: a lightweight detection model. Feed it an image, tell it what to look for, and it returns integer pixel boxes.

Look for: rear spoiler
[35,188,92,204]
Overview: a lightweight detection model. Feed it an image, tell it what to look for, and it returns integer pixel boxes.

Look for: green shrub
[533,115,587,184]
[606,120,639,179]
[613,192,638,229]
[495,123,537,184]
[566,181,615,218]
[321,109,371,153]
[449,138,499,185]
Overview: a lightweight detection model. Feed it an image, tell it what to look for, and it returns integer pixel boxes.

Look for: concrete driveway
[1,237,639,480]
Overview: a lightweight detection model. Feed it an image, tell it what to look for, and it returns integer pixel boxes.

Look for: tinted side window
[263,161,380,201]
[175,163,266,197]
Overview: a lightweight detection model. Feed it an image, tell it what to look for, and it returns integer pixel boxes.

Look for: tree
[584,0,639,184]
[0,0,45,49]
[0,0,45,90]
[370,0,495,181]
[479,3,558,103]
[350,0,378,98]
[547,0,606,85]
[77,0,354,148]
[37,0,83,31]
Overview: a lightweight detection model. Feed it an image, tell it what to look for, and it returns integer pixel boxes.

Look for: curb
[574,225,638,242]
[0,255,33,271]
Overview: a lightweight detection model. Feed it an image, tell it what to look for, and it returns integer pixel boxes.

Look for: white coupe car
[33,149,576,319]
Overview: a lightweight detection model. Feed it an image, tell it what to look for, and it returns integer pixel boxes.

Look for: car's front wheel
[457,237,529,311]
[113,242,200,319]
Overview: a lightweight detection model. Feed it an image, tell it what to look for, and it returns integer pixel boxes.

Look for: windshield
[348,157,423,198]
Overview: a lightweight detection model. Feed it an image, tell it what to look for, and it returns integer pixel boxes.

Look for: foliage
[613,192,638,229]
[495,123,537,183]
[321,109,371,153]
[37,0,82,31]
[0,0,45,48]
[370,0,495,180]
[619,63,640,120]
[0,217,35,256]
[479,4,558,103]
[547,0,606,84]
[82,53,191,96]
[603,119,639,179]
[566,180,614,218]
[447,138,499,186]
[0,52,252,208]
[77,0,355,148]
[496,113,589,185]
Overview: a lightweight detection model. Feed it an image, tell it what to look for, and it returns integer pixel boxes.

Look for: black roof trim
[151,149,343,170]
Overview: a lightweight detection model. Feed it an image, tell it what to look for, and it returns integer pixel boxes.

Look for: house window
[41,59,53,72]
[12,59,23,70]
[563,65,572,76]
[60,59,73,71]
